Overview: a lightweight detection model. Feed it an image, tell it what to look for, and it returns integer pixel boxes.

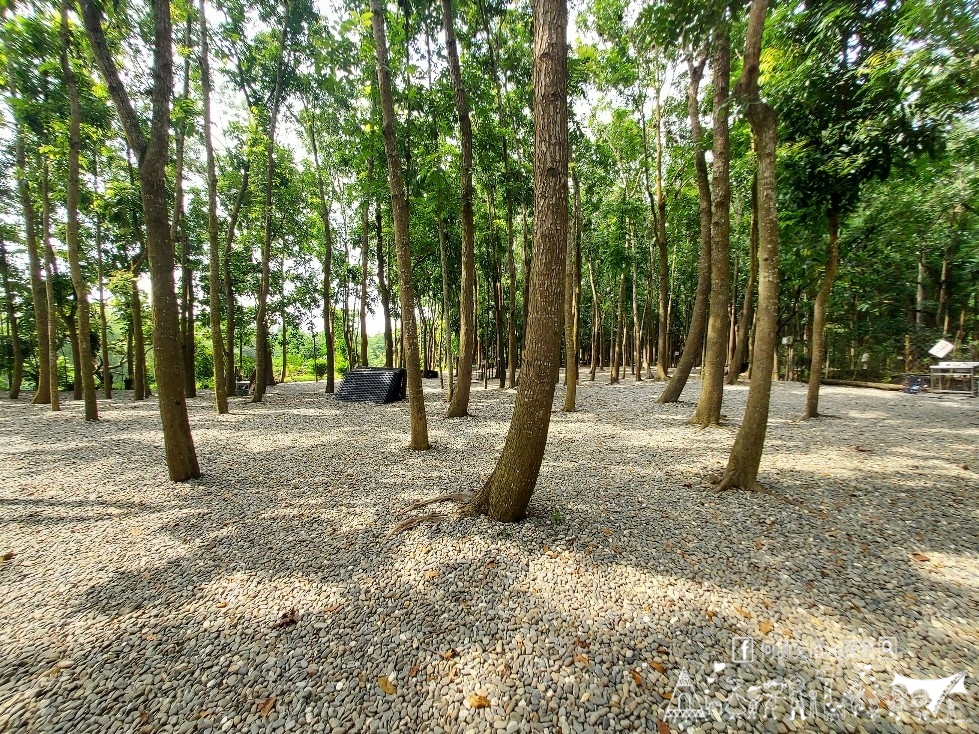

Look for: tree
[370,0,430,450]
[60,0,97,420]
[441,0,477,418]
[199,0,229,414]
[715,0,778,492]
[82,0,201,480]
[464,0,568,521]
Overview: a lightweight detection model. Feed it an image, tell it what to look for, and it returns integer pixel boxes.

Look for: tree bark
[716,0,779,492]
[40,157,60,410]
[308,121,336,390]
[252,9,289,403]
[804,208,840,418]
[691,24,732,427]
[588,260,599,381]
[371,0,430,449]
[610,270,625,383]
[82,0,200,480]
[727,175,759,385]
[441,0,477,417]
[224,163,249,398]
[60,3,98,418]
[131,276,147,401]
[0,236,23,398]
[376,199,394,367]
[563,170,580,411]
[463,0,567,521]
[198,0,228,413]
[360,196,370,366]
[660,54,710,403]
[93,158,112,398]
[653,97,669,380]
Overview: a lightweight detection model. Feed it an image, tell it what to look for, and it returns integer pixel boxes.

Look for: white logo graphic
[892,673,967,716]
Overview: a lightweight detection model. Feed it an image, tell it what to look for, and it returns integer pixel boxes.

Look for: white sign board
[929,339,955,358]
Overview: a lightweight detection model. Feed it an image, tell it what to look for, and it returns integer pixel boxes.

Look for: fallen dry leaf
[911,552,930,562]
[216,601,228,608]
[735,606,752,619]
[468,694,490,709]
[377,676,396,695]
[442,648,457,660]
[650,661,666,674]
[485,561,497,569]
[631,670,643,687]
[854,445,872,452]
[573,654,588,665]
[600,528,612,537]
[1,551,16,561]
[408,665,420,677]
[657,721,670,734]
[705,610,714,621]
[759,620,774,635]
[754,540,764,550]
[259,696,276,717]
[271,607,299,629]
[424,569,439,579]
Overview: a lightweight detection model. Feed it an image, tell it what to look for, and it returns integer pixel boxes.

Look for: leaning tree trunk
[7,56,50,404]
[727,176,759,385]
[0,237,23,398]
[660,54,710,404]
[60,2,97,418]
[463,0,568,520]
[198,0,228,413]
[804,208,840,418]
[371,0,430,449]
[466,0,568,518]
[691,24,732,427]
[441,0,477,417]
[41,158,60,411]
[82,0,200,480]
[716,0,779,492]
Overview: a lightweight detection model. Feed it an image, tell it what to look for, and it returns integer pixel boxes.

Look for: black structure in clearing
[335,368,408,404]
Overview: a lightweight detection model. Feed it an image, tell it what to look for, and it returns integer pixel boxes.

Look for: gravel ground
[0,375,977,734]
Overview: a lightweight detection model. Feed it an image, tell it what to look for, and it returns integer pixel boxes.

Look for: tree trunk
[716,0,779,492]
[631,229,643,383]
[308,120,335,391]
[60,2,98,417]
[727,176,759,385]
[131,276,147,401]
[64,303,83,401]
[916,251,927,326]
[804,208,840,419]
[563,170,580,411]
[224,163,248,399]
[691,24,732,427]
[198,0,228,413]
[463,0,567,521]
[93,159,112,398]
[82,0,200,480]
[7,57,50,404]
[610,271,625,383]
[442,0,476,417]
[0,236,23,398]
[180,229,196,397]
[588,260,599,381]
[660,54,710,403]
[653,98,670,381]
[438,215,453,398]
[360,196,370,366]
[41,158,60,410]
[371,0,430,449]
[252,9,289,403]
[376,199,394,368]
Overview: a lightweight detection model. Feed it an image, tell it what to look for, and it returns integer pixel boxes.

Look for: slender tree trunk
[65,304,83,400]
[563,171,580,411]
[464,0,567,520]
[41,158,60,411]
[360,195,370,366]
[653,98,670,381]
[60,2,98,417]
[717,0,779,492]
[727,177,759,385]
[376,200,394,367]
[441,0,476,417]
[252,9,289,403]
[588,261,599,381]
[82,0,200,480]
[131,276,146,401]
[224,163,248,398]
[610,271,625,384]
[371,0,430,449]
[804,208,840,419]
[660,54,710,403]
[308,121,335,391]
[198,0,228,413]
[691,24,732,427]
[438,215,454,397]
[0,237,23,398]
[631,231,643,383]
[173,17,195,399]
[916,252,927,326]
[93,160,111,398]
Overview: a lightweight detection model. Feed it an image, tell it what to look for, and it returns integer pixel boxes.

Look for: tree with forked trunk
[81,0,200,480]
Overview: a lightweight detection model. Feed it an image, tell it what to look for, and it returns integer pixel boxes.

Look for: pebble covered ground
[0,375,977,734]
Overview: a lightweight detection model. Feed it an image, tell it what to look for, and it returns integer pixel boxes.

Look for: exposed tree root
[403,492,473,514]
[460,472,493,517]
[713,473,802,505]
[388,513,448,536]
